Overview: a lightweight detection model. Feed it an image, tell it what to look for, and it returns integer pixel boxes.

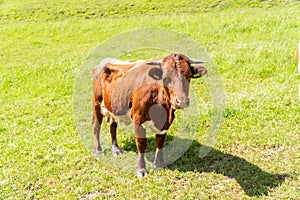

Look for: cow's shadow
[123,136,287,197]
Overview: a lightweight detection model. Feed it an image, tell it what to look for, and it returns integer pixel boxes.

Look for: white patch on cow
[115,114,132,125]
[142,121,167,135]
[100,101,132,125]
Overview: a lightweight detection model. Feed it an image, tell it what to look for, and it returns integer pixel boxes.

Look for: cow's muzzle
[174,97,190,109]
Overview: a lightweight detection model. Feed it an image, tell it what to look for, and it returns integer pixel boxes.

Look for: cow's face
[148,65,190,109]
[163,66,190,109]
[148,53,207,109]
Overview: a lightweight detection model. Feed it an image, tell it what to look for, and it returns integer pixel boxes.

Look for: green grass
[1,0,300,199]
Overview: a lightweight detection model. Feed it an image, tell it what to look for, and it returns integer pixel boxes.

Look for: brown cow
[92,53,207,177]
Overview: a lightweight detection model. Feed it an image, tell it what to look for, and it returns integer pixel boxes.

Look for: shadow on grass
[123,137,287,197]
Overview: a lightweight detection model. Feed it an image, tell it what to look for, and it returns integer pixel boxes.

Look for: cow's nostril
[176,98,190,108]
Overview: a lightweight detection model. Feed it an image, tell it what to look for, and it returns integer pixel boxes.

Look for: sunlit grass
[0,0,299,199]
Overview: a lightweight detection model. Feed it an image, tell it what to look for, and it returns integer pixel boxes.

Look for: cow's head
[161,53,207,81]
[147,53,207,109]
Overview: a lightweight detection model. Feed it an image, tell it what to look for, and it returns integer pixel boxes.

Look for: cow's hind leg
[154,134,167,169]
[110,122,122,156]
[134,125,148,178]
[93,104,103,154]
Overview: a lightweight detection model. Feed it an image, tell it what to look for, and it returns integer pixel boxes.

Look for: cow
[92,53,207,177]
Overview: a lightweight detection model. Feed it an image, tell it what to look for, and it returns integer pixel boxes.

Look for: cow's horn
[189,58,207,64]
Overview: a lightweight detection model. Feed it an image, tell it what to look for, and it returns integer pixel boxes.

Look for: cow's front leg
[134,125,148,177]
[110,121,122,156]
[154,134,167,169]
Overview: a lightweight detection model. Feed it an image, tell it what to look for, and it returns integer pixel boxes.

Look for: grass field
[1,0,300,199]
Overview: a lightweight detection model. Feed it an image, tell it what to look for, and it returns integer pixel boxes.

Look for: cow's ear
[148,67,163,80]
[191,65,207,78]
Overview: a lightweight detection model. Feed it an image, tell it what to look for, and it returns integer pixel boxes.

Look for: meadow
[0,0,299,199]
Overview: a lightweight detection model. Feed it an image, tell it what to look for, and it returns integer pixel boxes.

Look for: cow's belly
[100,101,132,125]
[100,102,167,135]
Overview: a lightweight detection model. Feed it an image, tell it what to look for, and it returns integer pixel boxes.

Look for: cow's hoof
[111,145,122,156]
[94,150,106,157]
[155,160,168,170]
[156,165,168,171]
[135,169,148,178]
[156,164,168,171]
[94,147,102,154]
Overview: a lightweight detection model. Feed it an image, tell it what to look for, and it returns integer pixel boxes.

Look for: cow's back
[110,63,163,116]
